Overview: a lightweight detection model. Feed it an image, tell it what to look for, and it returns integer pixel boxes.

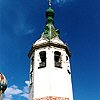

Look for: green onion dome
[46,7,54,24]
[0,73,7,93]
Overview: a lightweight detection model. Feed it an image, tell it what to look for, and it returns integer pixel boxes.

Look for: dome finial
[49,0,52,6]
[46,0,54,24]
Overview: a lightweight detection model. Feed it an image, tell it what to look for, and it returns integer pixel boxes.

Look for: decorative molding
[28,42,71,58]
[33,96,69,100]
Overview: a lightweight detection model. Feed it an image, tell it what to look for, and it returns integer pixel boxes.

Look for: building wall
[29,46,73,100]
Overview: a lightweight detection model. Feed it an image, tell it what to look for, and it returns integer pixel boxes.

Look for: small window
[66,56,68,61]
[54,51,62,68]
[38,51,46,69]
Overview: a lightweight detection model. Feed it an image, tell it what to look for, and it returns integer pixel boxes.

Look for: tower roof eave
[28,42,71,58]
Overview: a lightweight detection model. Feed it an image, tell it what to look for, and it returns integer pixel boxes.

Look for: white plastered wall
[30,46,73,100]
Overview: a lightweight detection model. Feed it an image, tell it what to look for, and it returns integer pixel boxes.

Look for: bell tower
[28,1,74,100]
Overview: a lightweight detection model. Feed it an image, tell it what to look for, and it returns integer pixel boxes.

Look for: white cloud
[3,94,12,100]
[23,86,29,93]
[25,80,30,87]
[5,85,23,95]
[3,85,23,100]
[3,80,29,100]
[20,80,29,99]
[56,0,66,3]
[3,98,12,100]
[21,93,28,99]
[54,0,73,4]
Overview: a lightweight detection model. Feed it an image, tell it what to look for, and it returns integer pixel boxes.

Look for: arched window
[38,51,46,69]
[54,51,62,68]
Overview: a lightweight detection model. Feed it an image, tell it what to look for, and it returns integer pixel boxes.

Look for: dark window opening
[66,56,68,61]
[54,51,62,68]
[67,70,71,74]
[38,51,46,69]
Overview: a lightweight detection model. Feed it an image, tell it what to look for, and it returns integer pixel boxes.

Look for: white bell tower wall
[29,45,73,100]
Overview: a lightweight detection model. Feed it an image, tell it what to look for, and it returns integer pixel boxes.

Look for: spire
[42,0,59,40]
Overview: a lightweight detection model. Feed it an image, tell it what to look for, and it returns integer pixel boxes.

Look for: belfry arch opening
[54,51,62,68]
[38,51,46,69]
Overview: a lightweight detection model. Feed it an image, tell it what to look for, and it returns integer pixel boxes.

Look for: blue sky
[0,0,100,100]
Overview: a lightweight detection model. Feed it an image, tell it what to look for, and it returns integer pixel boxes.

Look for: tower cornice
[28,42,71,58]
